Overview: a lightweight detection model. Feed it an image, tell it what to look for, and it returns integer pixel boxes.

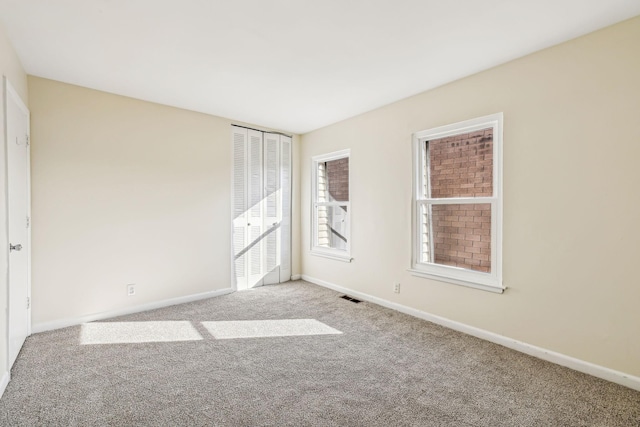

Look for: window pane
[318,158,349,202]
[428,128,493,198]
[316,205,348,250]
[431,203,491,273]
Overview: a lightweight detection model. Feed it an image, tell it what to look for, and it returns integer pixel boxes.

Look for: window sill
[408,269,504,294]
[311,249,352,263]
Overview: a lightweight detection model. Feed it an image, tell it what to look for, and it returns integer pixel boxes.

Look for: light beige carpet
[1,280,638,426]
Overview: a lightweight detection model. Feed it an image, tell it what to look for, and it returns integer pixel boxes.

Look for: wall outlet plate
[127,284,135,296]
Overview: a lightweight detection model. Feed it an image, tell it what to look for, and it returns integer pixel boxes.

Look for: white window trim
[311,149,352,262]
[410,113,504,293]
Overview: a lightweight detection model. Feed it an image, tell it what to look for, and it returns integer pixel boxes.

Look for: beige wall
[29,77,300,326]
[0,23,28,382]
[300,17,640,376]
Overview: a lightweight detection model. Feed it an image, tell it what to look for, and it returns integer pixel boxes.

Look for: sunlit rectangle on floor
[80,321,203,345]
[201,319,342,339]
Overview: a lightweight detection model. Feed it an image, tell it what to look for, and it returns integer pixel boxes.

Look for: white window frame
[311,149,352,262]
[409,113,504,293]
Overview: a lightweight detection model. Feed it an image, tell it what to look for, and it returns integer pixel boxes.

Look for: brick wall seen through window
[426,128,493,273]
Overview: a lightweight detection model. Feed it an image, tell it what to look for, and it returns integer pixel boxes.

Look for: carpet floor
[1,280,638,426]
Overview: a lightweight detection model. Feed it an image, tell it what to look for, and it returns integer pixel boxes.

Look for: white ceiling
[1,1,639,134]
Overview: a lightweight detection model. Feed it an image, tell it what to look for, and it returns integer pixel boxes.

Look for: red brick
[473,252,489,261]
[473,240,489,249]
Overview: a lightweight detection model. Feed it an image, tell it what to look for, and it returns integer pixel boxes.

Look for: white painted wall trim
[32,288,235,334]
[0,371,9,399]
[291,274,302,281]
[301,274,640,392]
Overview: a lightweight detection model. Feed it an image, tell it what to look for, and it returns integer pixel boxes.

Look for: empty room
[1,1,639,425]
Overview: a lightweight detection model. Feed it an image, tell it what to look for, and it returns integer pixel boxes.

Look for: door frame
[3,76,32,371]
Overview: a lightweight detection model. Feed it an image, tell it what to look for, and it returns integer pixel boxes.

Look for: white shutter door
[263,133,280,284]
[247,130,264,288]
[232,127,248,290]
[232,127,291,287]
[279,136,292,282]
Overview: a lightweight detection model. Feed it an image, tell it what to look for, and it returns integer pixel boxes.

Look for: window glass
[316,205,348,250]
[426,129,493,198]
[318,158,349,202]
[428,203,491,273]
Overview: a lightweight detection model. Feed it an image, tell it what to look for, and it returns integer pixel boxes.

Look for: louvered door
[232,127,248,290]
[231,126,291,290]
[279,136,292,282]
[263,133,281,285]
[247,130,264,287]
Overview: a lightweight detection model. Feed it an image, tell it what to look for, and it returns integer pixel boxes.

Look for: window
[410,113,503,293]
[311,149,351,262]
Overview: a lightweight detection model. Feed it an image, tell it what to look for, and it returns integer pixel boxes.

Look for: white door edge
[4,76,31,372]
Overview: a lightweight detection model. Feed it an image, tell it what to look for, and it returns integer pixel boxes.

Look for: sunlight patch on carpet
[80,321,203,345]
[201,319,342,339]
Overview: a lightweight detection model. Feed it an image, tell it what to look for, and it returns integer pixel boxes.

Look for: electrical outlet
[394,283,401,293]
[127,284,136,296]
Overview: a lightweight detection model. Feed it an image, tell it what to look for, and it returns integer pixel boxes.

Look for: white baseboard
[301,274,640,392]
[32,288,235,334]
[290,274,302,281]
[0,371,9,400]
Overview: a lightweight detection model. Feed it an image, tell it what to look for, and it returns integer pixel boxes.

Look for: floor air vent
[340,295,362,303]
